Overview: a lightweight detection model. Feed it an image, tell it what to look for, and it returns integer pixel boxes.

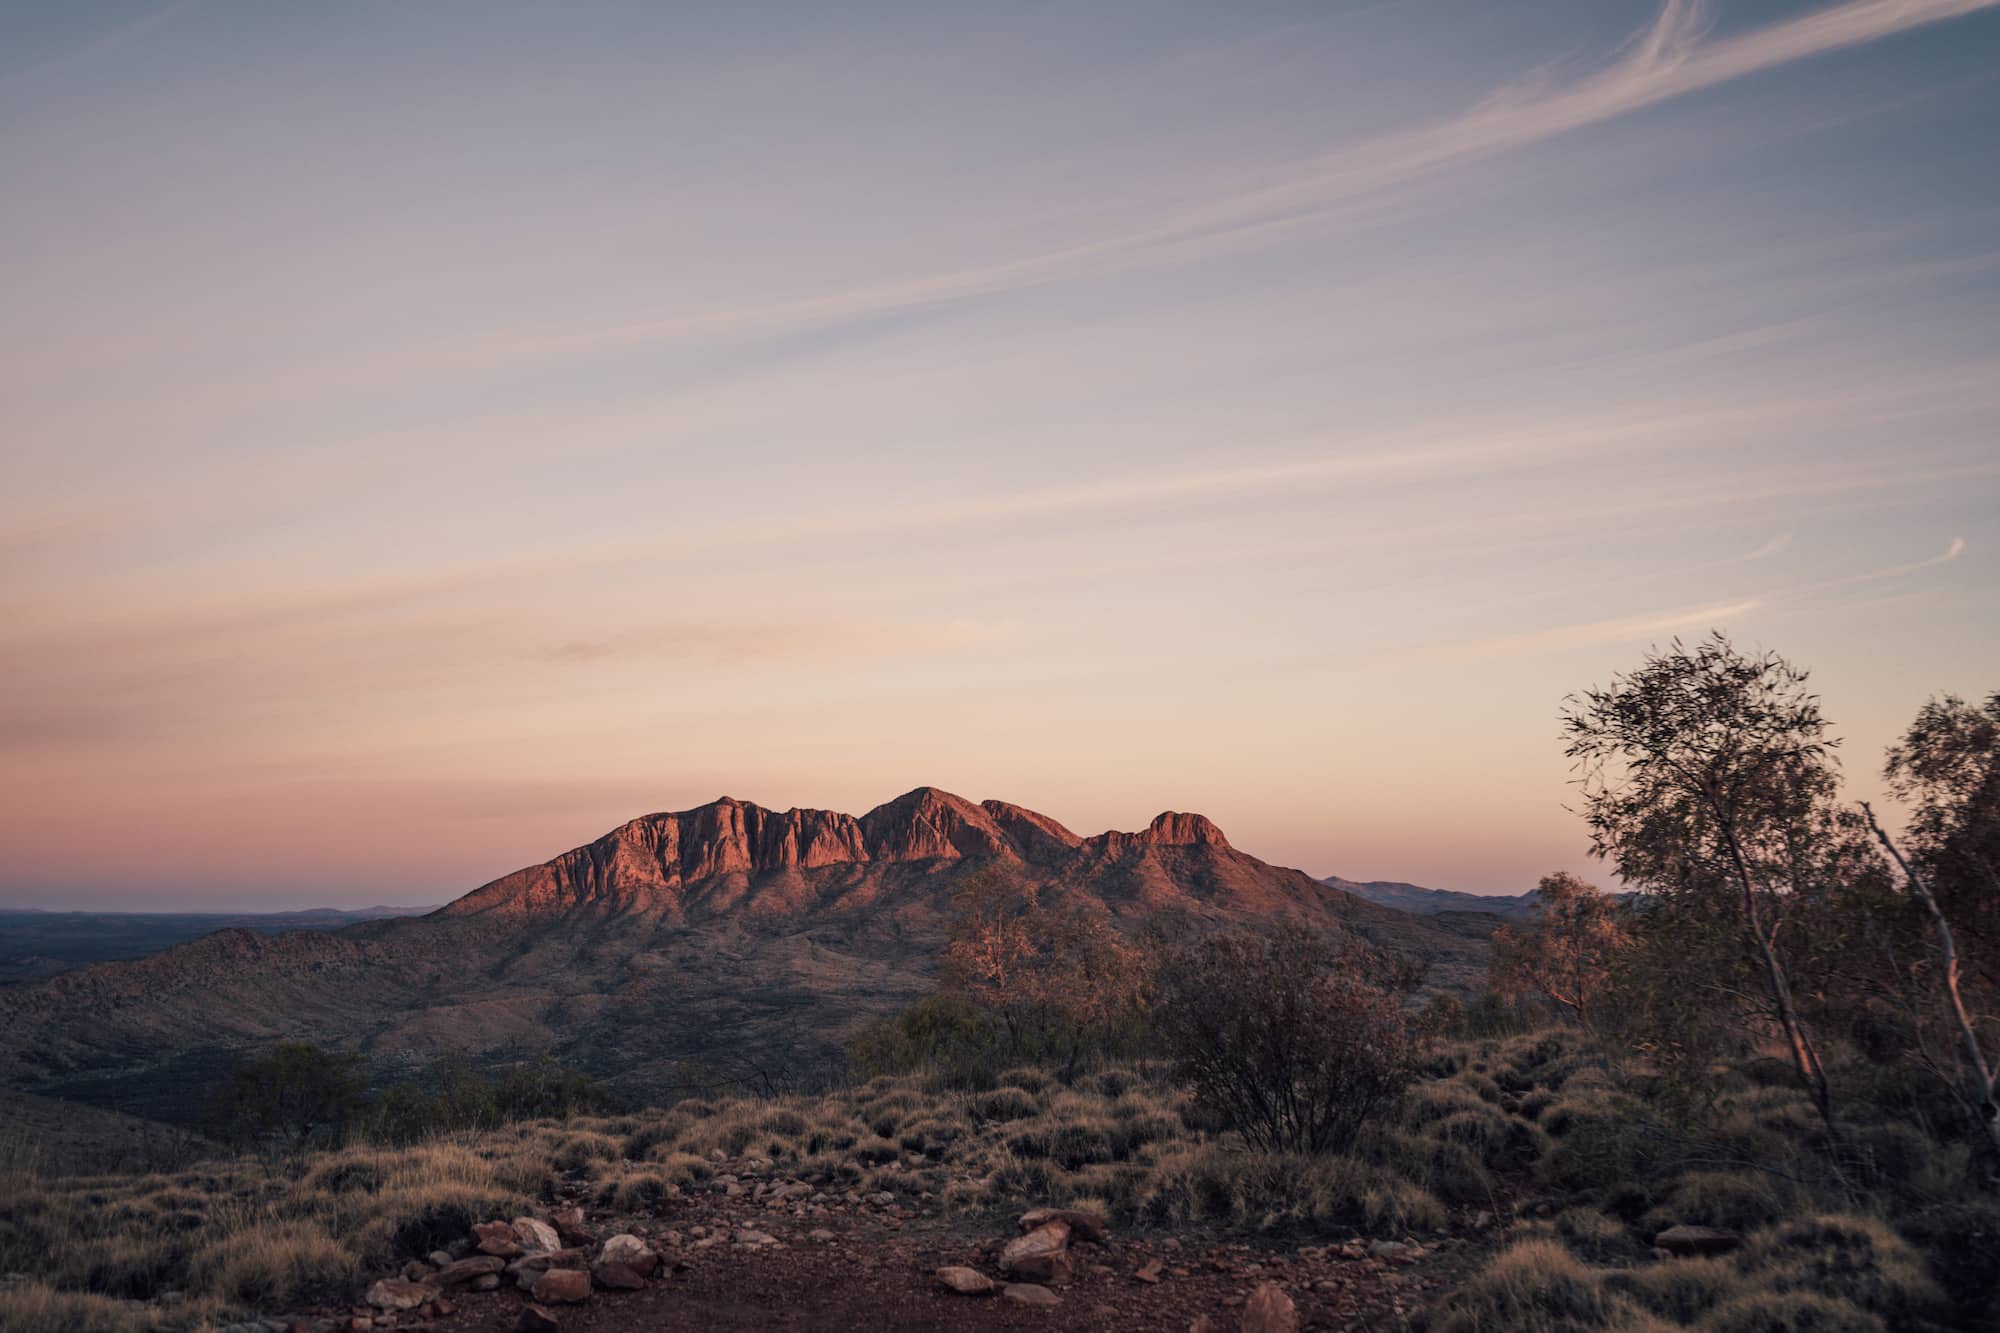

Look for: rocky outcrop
[442,788,1247,919]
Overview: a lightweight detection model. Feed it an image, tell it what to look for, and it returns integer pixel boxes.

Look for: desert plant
[1153,925,1423,1153]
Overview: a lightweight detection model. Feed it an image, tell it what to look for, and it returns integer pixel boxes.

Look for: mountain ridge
[0,789,1487,1118]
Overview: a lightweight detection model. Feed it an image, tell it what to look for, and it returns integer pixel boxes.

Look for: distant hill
[0,789,1485,1121]
[1321,876,1636,923]
[0,905,438,985]
[1320,876,1541,921]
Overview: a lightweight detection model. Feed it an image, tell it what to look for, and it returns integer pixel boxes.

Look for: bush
[1154,926,1424,1153]
[1602,1257,1747,1323]
[188,1221,359,1307]
[1133,1145,1444,1235]
[204,1042,367,1151]
[1643,1170,1789,1233]
[1694,1292,1885,1333]
[0,1283,142,1333]
[1736,1214,1945,1329]
[970,1087,1041,1123]
[1425,1239,1655,1332]
[1896,1198,2000,1318]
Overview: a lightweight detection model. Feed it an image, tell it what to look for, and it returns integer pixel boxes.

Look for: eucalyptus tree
[1563,633,1841,1128]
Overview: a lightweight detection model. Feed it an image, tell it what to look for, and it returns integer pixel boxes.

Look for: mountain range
[1320,877,1543,921]
[0,789,1487,1122]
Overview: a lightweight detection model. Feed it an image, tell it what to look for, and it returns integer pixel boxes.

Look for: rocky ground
[249,1149,1484,1333]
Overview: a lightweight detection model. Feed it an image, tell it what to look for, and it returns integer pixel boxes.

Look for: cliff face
[442,789,1240,919]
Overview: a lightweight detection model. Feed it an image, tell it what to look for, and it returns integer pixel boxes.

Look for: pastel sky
[3,0,1996,910]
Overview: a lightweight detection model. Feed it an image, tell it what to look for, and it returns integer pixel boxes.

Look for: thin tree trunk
[1718,816,1835,1131]
[1863,802,2000,1165]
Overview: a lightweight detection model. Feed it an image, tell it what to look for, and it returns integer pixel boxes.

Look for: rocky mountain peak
[441,790,1246,918]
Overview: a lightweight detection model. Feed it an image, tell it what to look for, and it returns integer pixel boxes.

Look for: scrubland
[4,1026,1994,1331]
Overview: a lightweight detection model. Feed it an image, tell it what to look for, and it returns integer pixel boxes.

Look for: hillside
[0,790,1484,1120]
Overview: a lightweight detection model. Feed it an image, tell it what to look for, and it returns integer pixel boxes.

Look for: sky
[2,0,1996,910]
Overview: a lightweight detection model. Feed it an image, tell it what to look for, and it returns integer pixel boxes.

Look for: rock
[592,1261,648,1290]
[1002,1283,1062,1308]
[1190,1320,1221,1333]
[474,1221,524,1258]
[1241,1282,1298,1333]
[426,1250,454,1268]
[1653,1224,1743,1257]
[1368,1240,1410,1261]
[1000,1220,1072,1282]
[363,1278,436,1312]
[937,1266,999,1295]
[735,1229,780,1247]
[399,1259,433,1283]
[597,1234,659,1276]
[552,1207,595,1246]
[432,1255,505,1287]
[1135,1259,1164,1284]
[808,1229,836,1243]
[1018,1207,1109,1246]
[470,1274,501,1292]
[513,1217,562,1254]
[516,1305,561,1333]
[531,1268,591,1304]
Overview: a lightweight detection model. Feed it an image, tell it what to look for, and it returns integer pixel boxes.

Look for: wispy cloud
[421,0,2000,380]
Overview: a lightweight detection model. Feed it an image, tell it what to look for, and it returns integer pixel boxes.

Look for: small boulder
[363,1278,436,1312]
[1135,1258,1164,1284]
[1000,1221,1073,1283]
[516,1305,561,1333]
[592,1261,648,1291]
[433,1255,506,1287]
[531,1267,591,1304]
[552,1207,595,1247]
[1367,1240,1410,1261]
[936,1266,998,1295]
[513,1217,562,1255]
[1653,1224,1743,1256]
[474,1221,524,1258]
[1241,1282,1298,1333]
[470,1274,501,1292]
[1018,1207,1109,1246]
[1002,1283,1061,1308]
[597,1234,659,1276]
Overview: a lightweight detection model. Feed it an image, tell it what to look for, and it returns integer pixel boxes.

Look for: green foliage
[1154,925,1424,1154]
[363,1053,619,1143]
[203,1042,368,1152]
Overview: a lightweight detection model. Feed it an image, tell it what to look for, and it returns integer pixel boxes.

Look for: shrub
[0,1282,142,1333]
[1425,1239,1655,1333]
[1694,1292,1885,1333]
[188,1221,359,1307]
[1896,1198,2000,1318]
[1643,1170,1789,1233]
[1134,1145,1444,1235]
[384,1193,489,1263]
[1544,1207,1644,1263]
[1736,1214,1945,1329]
[1602,1257,1747,1323]
[1154,926,1424,1153]
[970,1087,1041,1123]
[204,1042,367,1152]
